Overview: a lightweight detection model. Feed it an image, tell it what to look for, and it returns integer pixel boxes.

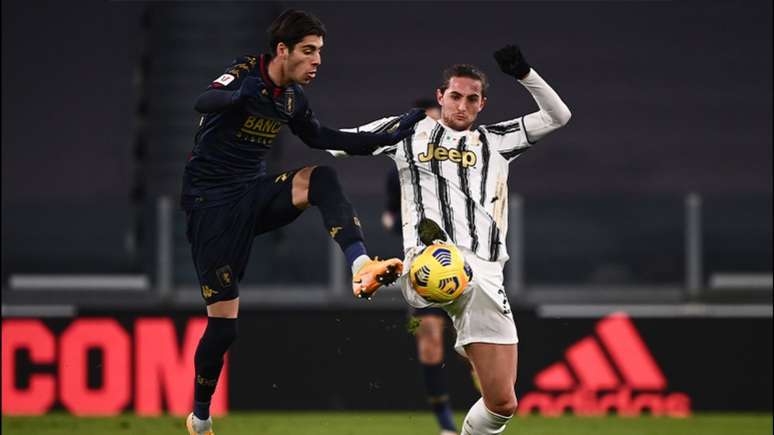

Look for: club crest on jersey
[417,142,477,168]
[216,265,233,288]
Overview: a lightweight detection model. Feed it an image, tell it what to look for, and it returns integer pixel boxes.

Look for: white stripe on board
[538,303,772,318]
[2,304,77,317]
[9,275,150,290]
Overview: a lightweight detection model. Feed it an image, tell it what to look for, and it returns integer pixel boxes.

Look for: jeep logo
[417,143,477,168]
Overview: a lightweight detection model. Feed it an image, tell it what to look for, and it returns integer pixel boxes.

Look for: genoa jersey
[181,54,314,210]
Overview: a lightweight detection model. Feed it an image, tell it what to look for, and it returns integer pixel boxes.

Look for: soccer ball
[409,243,473,303]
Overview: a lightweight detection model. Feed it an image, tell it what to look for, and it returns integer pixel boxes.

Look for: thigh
[253,168,306,235]
[445,252,518,356]
[465,342,518,404]
[186,202,256,305]
[206,298,240,319]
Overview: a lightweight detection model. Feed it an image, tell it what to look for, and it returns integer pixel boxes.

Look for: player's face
[436,76,486,131]
[281,35,323,85]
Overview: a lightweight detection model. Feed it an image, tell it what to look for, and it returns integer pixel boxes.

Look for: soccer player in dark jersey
[182,10,424,435]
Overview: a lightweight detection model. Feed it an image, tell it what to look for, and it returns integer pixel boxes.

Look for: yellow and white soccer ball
[409,243,473,303]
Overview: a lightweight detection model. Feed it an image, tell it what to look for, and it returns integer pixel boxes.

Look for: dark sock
[344,241,368,268]
[308,166,366,254]
[193,401,210,421]
[423,362,456,432]
[193,317,238,420]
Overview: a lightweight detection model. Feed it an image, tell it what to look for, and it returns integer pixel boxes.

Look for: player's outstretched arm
[494,44,571,142]
[291,108,425,155]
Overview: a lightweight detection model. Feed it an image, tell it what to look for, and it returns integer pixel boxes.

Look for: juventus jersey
[363,116,529,262]
[338,69,571,263]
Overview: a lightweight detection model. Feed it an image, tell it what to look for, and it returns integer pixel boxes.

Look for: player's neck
[438,119,472,133]
[266,58,290,88]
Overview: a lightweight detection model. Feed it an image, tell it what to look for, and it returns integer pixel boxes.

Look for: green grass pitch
[3,412,772,435]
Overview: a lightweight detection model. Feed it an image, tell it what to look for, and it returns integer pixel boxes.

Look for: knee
[486,395,518,418]
[416,319,444,364]
[307,165,341,205]
[417,337,444,364]
[308,165,345,206]
[206,317,238,345]
[310,165,341,189]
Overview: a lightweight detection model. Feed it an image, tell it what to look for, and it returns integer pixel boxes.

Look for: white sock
[461,398,513,435]
[351,254,371,275]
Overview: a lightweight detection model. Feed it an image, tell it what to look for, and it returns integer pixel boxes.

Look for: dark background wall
[1,1,771,280]
[2,0,145,274]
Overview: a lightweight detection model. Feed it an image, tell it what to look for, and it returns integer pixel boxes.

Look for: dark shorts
[185,168,304,305]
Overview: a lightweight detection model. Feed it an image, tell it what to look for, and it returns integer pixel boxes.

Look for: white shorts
[400,246,518,357]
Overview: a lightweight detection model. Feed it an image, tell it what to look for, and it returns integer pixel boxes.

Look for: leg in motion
[300,165,403,297]
[187,299,240,435]
[460,343,518,435]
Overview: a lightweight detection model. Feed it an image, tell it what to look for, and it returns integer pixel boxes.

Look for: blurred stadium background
[2,1,771,434]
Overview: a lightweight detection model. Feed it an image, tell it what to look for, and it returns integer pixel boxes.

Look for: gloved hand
[387,108,427,142]
[494,44,532,80]
[231,75,261,104]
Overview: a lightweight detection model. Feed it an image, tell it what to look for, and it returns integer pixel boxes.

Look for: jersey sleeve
[207,55,258,91]
[338,115,403,156]
[481,69,572,163]
[481,117,533,162]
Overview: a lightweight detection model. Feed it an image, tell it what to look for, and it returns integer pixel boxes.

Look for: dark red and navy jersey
[181,54,318,210]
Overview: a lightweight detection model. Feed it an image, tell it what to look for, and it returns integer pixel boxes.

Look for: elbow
[555,104,572,127]
[300,134,324,150]
[193,97,209,114]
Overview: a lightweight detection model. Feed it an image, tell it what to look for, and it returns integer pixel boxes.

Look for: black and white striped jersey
[356,115,530,262]
[336,69,571,263]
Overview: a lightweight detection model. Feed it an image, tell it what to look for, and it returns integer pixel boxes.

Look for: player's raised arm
[494,44,571,143]
[290,106,425,155]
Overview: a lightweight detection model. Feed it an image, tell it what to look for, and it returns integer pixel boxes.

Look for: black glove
[387,108,427,142]
[231,75,261,104]
[494,44,531,80]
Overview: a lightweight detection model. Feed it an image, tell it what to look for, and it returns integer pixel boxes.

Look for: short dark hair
[438,64,489,97]
[267,9,327,56]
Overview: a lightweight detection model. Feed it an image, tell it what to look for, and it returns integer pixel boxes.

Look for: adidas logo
[519,312,691,417]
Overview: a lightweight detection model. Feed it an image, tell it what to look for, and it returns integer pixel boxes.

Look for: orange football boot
[352,257,403,299]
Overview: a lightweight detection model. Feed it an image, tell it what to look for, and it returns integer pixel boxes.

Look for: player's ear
[479,96,487,112]
[276,42,289,59]
[436,88,444,105]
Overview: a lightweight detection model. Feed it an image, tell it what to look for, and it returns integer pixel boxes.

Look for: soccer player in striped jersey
[332,45,571,434]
